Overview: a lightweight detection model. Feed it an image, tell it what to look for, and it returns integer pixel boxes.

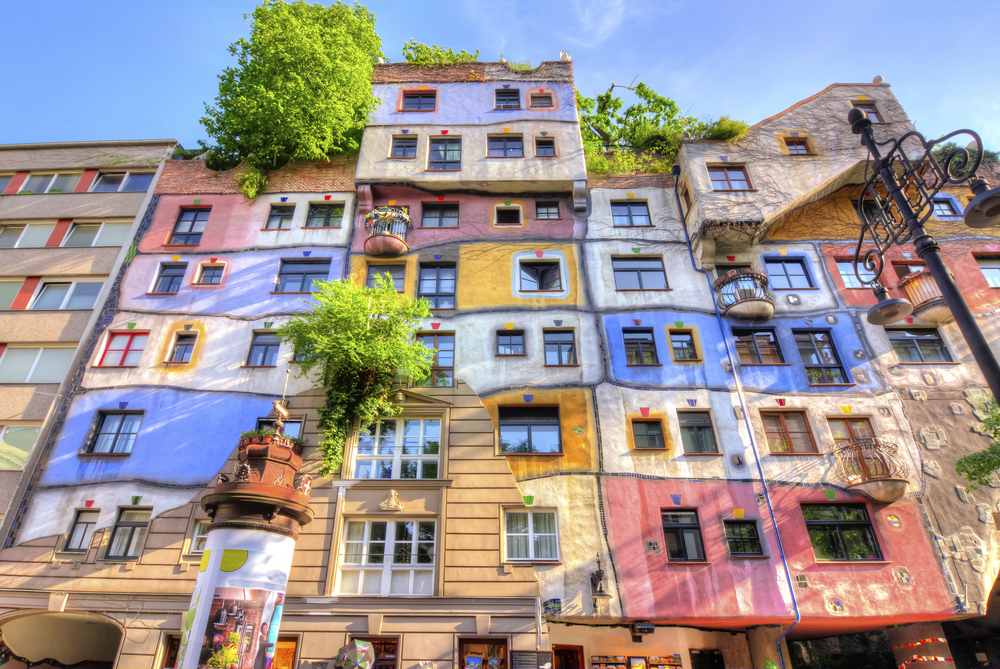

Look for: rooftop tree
[401,39,479,65]
[201,0,383,199]
[956,398,1000,490]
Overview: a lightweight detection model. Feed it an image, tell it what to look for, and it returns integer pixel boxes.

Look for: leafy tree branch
[956,398,1000,490]
[402,40,479,66]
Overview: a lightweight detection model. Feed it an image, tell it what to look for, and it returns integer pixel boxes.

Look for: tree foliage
[401,40,479,66]
[956,398,1000,490]
[931,142,999,177]
[278,275,433,475]
[201,0,383,198]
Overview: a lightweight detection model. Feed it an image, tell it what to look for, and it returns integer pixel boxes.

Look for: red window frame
[99,332,148,367]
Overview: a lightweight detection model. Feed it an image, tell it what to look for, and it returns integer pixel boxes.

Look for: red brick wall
[155,156,357,195]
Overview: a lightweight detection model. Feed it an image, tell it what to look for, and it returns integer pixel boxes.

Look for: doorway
[553,645,584,669]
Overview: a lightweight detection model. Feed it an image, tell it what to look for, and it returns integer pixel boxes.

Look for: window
[276,260,330,292]
[391,136,417,158]
[63,221,133,247]
[106,508,151,559]
[733,329,783,364]
[801,504,882,561]
[428,138,461,170]
[795,331,847,384]
[499,406,561,454]
[30,282,103,310]
[495,207,521,226]
[765,259,812,289]
[661,510,706,561]
[339,519,435,595]
[932,199,958,217]
[0,225,25,248]
[709,166,751,191]
[496,89,520,109]
[170,209,209,245]
[418,264,456,308]
[851,102,883,123]
[679,412,718,454]
[354,418,440,480]
[247,332,280,367]
[421,204,459,228]
[0,425,41,469]
[2,223,52,248]
[91,172,154,192]
[505,510,558,560]
[612,258,667,290]
[196,265,224,285]
[827,417,875,447]
[89,412,143,453]
[761,412,816,453]
[888,328,952,363]
[670,331,698,361]
[519,261,561,291]
[892,263,924,280]
[977,256,1000,287]
[65,510,99,552]
[611,201,651,227]
[402,92,436,111]
[265,205,294,230]
[632,420,665,449]
[21,173,81,194]
[155,264,186,293]
[190,520,210,554]
[544,331,577,365]
[415,333,454,387]
[169,334,196,363]
[530,93,553,108]
[306,203,344,227]
[535,138,556,156]
[724,521,763,556]
[623,329,658,365]
[350,638,396,669]
[497,330,524,355]
[536,201,559,219]
[99,332,147,367]
[0,347,75,382]
[0,175,12,192]
[256,418,303,439]
[366,264,405,291]
[459,640,508,669]
[488,136,523,157]
[0,282,18,310]
[835,260,876,288]
[784,138,810,155]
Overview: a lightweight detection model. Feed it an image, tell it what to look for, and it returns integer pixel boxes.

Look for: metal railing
[832,436,910,485]
[364,207,412,240]
[712,268,776,318]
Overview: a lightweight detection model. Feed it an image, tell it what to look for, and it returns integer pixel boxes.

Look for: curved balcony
[832,436,910,502]
[898,269,953,324]
[713,268,775,321]
[364,207,412,256]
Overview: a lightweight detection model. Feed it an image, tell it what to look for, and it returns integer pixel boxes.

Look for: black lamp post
[849,107,1000,398]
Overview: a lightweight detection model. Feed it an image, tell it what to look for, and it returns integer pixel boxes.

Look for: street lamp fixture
[590,554,613,612]
[848,107,1000,398]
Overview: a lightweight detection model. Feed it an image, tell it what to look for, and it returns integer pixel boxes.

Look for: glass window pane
[0,349,39,383]
[123,173,154,192]
[506,512,529,534]
[339,571,360,593]
[0,227,24,248]
[22,175,52,194]
[49,174,80,193]
[0,426,40,469]
[92,174,125,192]
[94,222,131,247]
[31,348,75,383]
[507,535,529,559]
[808,527,843,560]
[530,424,561,453]
[65,283,103,309]
[63,224,101,247]
[32,284,70,309]
[0,282,20,310]
[17,224,55,248]
[362,571,383,594]
[499,425,529,453]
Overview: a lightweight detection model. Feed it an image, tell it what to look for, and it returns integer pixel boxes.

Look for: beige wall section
[0,192,148,220]
[0,143,172,171]
[0,247,120,276]
[0,384,59,421]
[0,311,94,342]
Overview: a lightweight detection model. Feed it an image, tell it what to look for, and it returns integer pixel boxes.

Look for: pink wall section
[141,195,252,252]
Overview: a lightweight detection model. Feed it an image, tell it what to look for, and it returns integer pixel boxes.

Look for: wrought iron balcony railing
[897,269,954,324]
[713,268,776,320]
[363,207,412,256]
[832,436,910,501]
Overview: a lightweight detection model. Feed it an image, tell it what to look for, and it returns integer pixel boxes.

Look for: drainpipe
[670,164,800,667]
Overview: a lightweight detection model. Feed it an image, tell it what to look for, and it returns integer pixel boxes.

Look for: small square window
[761,411,816,454]
[155,263,187,293]
[611,202,651,227]
[932,199,958,218]
[189,519,210,554]
[505,510,558,560]
[100,332,147,367]
[678,412,718,454]
[530,94,553,108]
[623,328,658,365]
[670,331,698,361]
[709,166,751,191]
[496,207,522,226]
[724,521,763,556]
[976,256,1000,288]
[536,202,559,219]
[391,136,418,158]
[428,138,461,170]
[403,92,436,111]
[90,412,143,454]
[496,89,520,110]
[852,102,884,123]
[107,508,151,559]
[276,260,330,292]
[519,261,561,291]
[65,510,100,552]
[543,331,577,365]
[497,330,525,356]
[732,329,783,365]
[765,259,812,289]
[499,406,561,454]
[661,510,706,561]
[170,209,209,245]
[612,258,667,290]
[887,328,952,363]
[632,420,665,449]
[169,334,197,363]
[535,138,556,156]
[257,417,303,439]
[418,264,456,309]
[266,205,295,230]
[784,138,811,155]
[196,265,224,285]
[247,332,280,367]
[422,204,459,228]
[488,136,524,158]
[802,504,882,561]
[366,264,405,291]
[306,203,344,227]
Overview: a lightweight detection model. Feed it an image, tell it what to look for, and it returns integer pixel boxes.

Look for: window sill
[633,447,667,451]
[814,559,891,564]
[94,366,139,369]
[667,561,711,565]
[680,452,723,457]
[77,451,131,457]
[493,107,522,111]
[517,290,563,294]
[485,156,525,159]
[145,292,178,296]
[612,224,654,228]
[729,554,769,560]
[808,383,856,387]
[54,550,87,557]
[425,169,462,173]
[399,109,436,113]
[895,362,962,366]
[535,155,559,159]
[270,291,316,295]
[240,365,277,369]
[162,361,190,366]
[419,226,459,229]
[501,451,563,457]
[626,364,663,367]
[496,354,527,357]
[615,289,673,292]
[543,364,581,368]
[387,157,417,160]
[303,226,344,229]
[740,363,792,366]
[671,358,703,363]
[768,451,825,457]
[505,559,562,565]
[260,228,291,232]
[710,189,757,193]
[162,244,201,248]
[350,478,453,489]
[772,287,820,291]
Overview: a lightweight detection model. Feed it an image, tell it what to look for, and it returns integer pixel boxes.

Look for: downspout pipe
[670,165,800,667]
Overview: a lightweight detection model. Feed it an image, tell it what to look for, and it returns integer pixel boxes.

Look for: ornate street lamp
[848,107,1000,398]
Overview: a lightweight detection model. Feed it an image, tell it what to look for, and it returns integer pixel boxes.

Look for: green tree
[278,274,433,475]
[931,142,999,177]
[956,398,1000,490]
[207,632,241,669]
[201,0,383,199]
[401,39,479,65]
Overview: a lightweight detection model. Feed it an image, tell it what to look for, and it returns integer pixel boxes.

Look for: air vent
[795,574,809,589]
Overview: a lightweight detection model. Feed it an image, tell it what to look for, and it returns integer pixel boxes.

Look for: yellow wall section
[154,319,206,372]
[480,387,596,479]
[459,243,583,309]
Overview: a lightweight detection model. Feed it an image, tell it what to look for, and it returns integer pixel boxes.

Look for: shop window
[459,639,508,669]
[354,418,440,480]
[689,650,725,669]
[351,638,399,669]
[160,635,182,669]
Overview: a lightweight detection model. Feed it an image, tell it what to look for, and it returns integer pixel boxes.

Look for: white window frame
[18,172,82,195]
[1,222,55,248]
[504,509,560,562]
[352,417,441,480]
[28,280,105,310]
[977,256,1000,288]
[188,519,211,555]
[0,346,76,383]
[0,423,42,470]
[512,250,569,299]
[338,519,436,596]
[60,221,133,248]
[88,171,155,193]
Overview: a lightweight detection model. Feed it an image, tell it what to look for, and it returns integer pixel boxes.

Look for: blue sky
[3,0,999,151]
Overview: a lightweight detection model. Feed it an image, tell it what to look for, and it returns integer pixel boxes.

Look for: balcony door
[827,417,874,446]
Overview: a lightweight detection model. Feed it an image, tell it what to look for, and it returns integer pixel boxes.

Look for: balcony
[364,207,412,256]
[713,268,775,320]
[897,269,953,324]
[832,436,910,502]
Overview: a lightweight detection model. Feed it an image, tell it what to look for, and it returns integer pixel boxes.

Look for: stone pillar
[885,623,956,669]
[177,432,314,669]
[746,625,793,669]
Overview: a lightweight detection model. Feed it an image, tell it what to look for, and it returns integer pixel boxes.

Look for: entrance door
[553,645,584,669]
[689,649,724,669]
